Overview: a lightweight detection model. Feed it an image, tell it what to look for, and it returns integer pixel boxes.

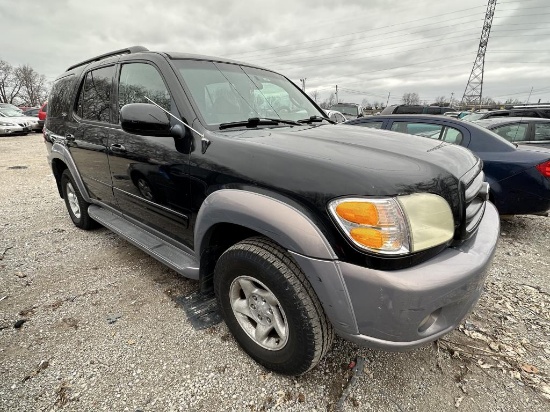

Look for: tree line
[0,60,49,107]
[308,89,526,110]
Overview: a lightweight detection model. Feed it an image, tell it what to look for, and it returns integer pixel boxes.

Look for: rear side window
[360,121,383,129]
[49,75,75,118]
[390,121,463,143]
[492,123,528,142]
[76,65,116,123]
[391,121,442,137]
[534,123,550,141]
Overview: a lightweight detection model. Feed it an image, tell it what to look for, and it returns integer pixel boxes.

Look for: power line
[228,5,487,58]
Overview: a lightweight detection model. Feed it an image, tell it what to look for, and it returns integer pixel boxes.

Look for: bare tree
[435,96,447,105]
[309,90,319,103]
[361,98,371,109]
[402,92,420,105]
[16,65,48,106]
[481,96,495,106]
[0,60,23,104]
[319,93,336,109]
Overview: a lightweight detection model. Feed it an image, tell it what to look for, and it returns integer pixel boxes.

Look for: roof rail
[66,46,149,72]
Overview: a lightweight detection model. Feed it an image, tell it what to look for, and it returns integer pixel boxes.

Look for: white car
[0,108,40,132]
[0,117,27,136]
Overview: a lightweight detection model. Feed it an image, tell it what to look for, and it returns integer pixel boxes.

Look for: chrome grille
[461,164,486,238]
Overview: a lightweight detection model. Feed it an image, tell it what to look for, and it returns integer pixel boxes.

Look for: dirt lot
[1,134,549,411]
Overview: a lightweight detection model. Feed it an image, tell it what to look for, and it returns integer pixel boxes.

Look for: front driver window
[117,63,171,121]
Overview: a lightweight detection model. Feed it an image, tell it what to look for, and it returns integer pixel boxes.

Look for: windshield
[173,60,323,126]
[461,113,486,121]
[0,108,24,117]
[330,104,359,116]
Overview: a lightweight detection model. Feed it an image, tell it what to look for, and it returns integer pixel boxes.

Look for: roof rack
[66,46,149,72]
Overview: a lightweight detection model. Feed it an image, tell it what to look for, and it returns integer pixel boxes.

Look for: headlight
[0,121,16,126]
[328,194,454,255]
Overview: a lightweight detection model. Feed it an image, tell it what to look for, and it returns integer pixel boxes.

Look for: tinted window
[534,123,550,141]
[492,123,528,142]
[486,112,509,118]
[76,66,115,122]
[426,107,441,115]
[512,110,539,118]
[395,106,423,114]
[118,63,171,117]
[49,75,75,118]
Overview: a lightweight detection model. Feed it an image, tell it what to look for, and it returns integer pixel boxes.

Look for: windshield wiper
[219,117,300,130]
[297,115,335,124]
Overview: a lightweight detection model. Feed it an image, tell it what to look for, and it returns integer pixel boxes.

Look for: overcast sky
[2,0,549,106]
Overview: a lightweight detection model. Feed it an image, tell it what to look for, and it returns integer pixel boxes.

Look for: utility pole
[450,92,454,107]
[461,0,498,109]
[386,92,391,107]
[300,78,306,91]
[335,85,338,104]
[526,86,533,104]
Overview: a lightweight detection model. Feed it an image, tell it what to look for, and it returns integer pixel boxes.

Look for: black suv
[44,46,499,375]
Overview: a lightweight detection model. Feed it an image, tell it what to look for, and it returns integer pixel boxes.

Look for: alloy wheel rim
[66,182,81,219]
[229,276,288,351]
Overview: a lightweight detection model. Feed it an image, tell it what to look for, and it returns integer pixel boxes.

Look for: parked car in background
[0,107,40,132]
[474,117,550,149]
[381,105,454,115]
[38,102,47,129]
[23,107,40,117]
[324,109,347,123]
[329,103,363,120]
[462,107,550,122]
[0,103,24,113]
[346,114,550,216]
[0,116,28,136]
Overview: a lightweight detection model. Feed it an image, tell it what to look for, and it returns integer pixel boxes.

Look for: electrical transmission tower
[461,0,498,107]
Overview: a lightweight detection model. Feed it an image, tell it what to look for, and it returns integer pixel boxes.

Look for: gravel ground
[0,133,549,411]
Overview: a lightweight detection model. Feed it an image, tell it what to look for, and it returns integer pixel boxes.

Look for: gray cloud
[1,0,548,105]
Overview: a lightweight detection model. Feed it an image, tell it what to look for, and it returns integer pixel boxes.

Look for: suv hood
[205,124,479,217]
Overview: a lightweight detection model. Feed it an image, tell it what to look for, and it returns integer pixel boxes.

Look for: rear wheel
[214,237,334,375]
[61,169,97,230]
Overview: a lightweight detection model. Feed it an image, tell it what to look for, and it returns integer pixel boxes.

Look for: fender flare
[194,189,337,260]
[50,141,92,203]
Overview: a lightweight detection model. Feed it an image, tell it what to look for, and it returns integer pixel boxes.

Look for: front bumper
[291,202,500,351]
[0,124,26,136]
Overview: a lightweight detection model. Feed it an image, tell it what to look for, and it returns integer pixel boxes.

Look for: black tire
[214,237,334,375]
[60,169,98,230]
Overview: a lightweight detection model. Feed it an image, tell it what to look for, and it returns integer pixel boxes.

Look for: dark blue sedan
[346,115,550,216]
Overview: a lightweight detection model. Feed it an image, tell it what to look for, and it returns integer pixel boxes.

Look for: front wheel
[61,169,98,230]
[214,237,334,375]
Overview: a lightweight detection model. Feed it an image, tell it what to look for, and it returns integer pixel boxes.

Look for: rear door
[67,65,118,207]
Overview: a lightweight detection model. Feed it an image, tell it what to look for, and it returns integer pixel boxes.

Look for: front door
[108,62,193,247]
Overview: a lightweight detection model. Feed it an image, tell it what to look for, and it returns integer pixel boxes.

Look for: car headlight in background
[0,121,16,126]
[328,194,454,255]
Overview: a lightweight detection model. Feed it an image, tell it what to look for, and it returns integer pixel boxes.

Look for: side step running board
[88,205,199,279]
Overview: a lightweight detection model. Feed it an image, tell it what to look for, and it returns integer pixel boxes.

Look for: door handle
[110,143,127,153]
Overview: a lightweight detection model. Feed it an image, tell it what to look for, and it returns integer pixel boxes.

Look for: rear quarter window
[49,75,75,118]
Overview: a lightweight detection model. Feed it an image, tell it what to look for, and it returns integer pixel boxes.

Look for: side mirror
[120,103,171,137]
